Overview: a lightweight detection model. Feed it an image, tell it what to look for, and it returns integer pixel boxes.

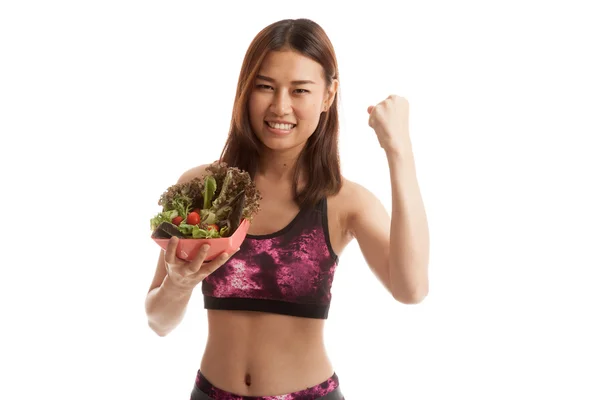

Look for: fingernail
[202,244,210,251]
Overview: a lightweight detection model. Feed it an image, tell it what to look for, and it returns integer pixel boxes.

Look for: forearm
[387,151,430,302]
[145,276,194,336]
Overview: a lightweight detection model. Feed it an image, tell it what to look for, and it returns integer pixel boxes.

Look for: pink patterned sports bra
[201,198,339,319]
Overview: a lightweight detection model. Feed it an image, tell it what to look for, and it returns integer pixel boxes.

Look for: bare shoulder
[338,176,374,200]
[176,163,213,184]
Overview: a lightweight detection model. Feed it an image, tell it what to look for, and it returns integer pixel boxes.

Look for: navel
[245,373,252,387]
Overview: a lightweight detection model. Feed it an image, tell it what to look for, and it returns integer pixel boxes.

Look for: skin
[145,49,430,396]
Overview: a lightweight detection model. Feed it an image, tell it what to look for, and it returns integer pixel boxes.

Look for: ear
[322,79,339,111]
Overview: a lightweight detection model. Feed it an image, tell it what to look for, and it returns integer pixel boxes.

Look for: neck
[257,146,304,183]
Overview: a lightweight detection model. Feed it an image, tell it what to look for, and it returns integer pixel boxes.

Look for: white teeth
[267,122,295,130]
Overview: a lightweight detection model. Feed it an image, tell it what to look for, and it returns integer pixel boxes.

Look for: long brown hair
[219,18,342,209]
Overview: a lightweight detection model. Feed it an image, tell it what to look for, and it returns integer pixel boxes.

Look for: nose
[269,89,292,116]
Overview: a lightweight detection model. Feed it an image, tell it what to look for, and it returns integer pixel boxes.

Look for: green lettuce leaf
[150,209,179,231]
[203,175,217,209]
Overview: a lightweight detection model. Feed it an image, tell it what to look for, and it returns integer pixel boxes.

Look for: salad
[150,161,261,239]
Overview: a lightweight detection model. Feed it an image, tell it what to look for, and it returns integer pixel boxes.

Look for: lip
[264,121,295,135]
[265,120,297,125]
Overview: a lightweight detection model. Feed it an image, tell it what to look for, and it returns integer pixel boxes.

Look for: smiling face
[248,49,338,154]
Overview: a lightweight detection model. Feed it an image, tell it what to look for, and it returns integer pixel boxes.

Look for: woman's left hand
[367,95,411,157]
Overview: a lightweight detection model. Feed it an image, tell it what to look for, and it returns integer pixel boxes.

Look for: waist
[191,371,343,400]
[200,310,333,396]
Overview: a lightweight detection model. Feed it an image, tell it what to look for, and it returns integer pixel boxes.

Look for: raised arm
[347,95,429,304]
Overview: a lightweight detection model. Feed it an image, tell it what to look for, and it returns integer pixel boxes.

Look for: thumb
[367,105,374,114]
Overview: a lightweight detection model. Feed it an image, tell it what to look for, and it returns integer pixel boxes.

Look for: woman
[145,18,429,400]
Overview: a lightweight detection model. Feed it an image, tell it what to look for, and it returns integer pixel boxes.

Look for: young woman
[145,18,429,400]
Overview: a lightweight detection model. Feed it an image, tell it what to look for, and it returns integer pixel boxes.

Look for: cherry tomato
[187,211,200,225]
[207,224,219,232]
[172,216,184,226]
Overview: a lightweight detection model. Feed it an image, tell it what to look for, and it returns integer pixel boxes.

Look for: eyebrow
[256,74,316,85]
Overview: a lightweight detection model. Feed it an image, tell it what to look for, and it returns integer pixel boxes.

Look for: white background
[1,0,599,399]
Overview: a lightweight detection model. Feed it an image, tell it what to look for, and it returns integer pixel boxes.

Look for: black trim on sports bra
[318,197,339,262]
[204,296,330,319]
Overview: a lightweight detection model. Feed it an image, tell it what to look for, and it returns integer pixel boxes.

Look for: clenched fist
[367,95,411,156]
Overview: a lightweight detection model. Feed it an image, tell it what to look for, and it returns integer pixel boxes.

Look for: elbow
[393,290,428,304]
[391,282,429,304]
[145,298,170,337]
[148,320,171,337]
[146,306,171,337]
[389,262,429,304]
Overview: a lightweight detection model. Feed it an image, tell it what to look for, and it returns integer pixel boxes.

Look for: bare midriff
[199,309,334,396]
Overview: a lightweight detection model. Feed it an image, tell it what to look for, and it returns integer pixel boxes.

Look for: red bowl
[152,219,250,262]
